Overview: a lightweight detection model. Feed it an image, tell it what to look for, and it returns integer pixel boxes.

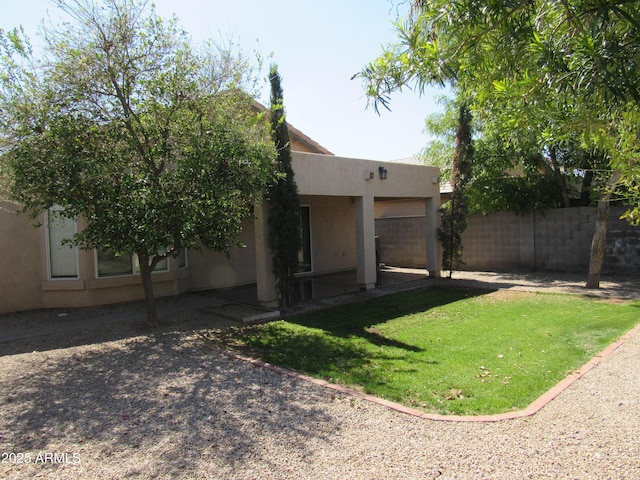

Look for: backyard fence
[375,206,640,275]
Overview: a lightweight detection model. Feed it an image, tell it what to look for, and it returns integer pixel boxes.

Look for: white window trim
[45,207,80,280]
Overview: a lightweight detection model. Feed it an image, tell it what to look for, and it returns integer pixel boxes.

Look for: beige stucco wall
[1,152,440,314]
[299,195,357,275]
[0,204,191,314]
[0,206,257,314]
[293,152,440,199]
[0,203,44,313]
[292,152,441,286]
[188,220,257,290]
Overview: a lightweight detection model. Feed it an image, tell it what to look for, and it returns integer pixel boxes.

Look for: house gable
[251,101,333,155]
[287,122,333,155]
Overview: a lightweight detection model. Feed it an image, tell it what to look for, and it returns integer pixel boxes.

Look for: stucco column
[253,200,278,308]
[355,194,377,289]
[425,197,441,278]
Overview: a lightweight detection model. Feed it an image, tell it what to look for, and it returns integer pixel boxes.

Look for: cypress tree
[267,65,302,307]
[438,103,473,278]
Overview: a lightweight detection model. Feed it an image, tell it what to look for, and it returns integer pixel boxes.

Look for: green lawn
[214,287,640,415]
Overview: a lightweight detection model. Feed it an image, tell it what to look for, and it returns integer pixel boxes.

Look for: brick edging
[218,321,640,423]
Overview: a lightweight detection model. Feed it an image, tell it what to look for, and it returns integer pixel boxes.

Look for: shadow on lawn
[223,286,494,377]
[289,286,493,340]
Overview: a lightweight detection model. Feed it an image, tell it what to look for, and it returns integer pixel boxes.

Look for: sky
[1,0,449,161]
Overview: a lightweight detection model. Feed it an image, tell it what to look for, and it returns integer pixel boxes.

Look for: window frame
[178,248,188,269]
[95,249,170,279]
[295,205,313,275]
[45,207,80,280]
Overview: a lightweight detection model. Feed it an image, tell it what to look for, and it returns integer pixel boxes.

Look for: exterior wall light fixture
[378,166,388,180]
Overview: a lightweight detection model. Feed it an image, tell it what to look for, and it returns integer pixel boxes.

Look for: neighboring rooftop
[385,155,424,165]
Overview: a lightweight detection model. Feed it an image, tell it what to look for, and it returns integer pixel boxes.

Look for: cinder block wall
[375,216,426,268]
[461,206,639,274]
[531,208,595,272]
[460,211,535,271]
[605,209,640,273]
[375,206,640,274]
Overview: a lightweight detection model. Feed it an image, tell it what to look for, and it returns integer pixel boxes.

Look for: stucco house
[0,124,441,315]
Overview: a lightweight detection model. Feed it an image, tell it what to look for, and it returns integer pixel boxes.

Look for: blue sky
[1,0,448,160]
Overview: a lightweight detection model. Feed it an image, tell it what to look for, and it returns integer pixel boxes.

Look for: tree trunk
[586,199,609,289]
[586,171,620,289]
[448,195,455,278]
[137,252,159,327]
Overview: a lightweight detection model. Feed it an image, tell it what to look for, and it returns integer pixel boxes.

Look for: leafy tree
[418,96,457,182]
[437,103,473,277]
[421,98,572,214]
[358,0,640,287]
[0,0,276,326]
[614,104,640,224]
[472,71,614,212]
[267,65,302,308]
[466,125,610,214]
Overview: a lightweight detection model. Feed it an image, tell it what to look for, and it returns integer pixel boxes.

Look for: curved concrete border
[219,321,640,423]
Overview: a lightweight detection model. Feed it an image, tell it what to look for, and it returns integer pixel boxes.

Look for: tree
[462,116,609,216]
[418,96,457,182]
[266,65,302,308]
[358,0,640,288]
[422,98,573,215]
[0,0,276,326]
[587,171,621,287]
[437,103,473,277]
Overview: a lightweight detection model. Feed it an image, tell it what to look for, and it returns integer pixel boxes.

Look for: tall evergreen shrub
[267,65,302,307]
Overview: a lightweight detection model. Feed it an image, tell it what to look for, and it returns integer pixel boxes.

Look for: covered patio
[251,152,441,308]
[211,266,430,307]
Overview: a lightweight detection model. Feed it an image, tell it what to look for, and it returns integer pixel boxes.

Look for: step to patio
[201,303,281,324]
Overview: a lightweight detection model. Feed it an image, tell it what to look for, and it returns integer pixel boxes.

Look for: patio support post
[425,197,441,278]
[254,200,279,309]
[355,194,377,289]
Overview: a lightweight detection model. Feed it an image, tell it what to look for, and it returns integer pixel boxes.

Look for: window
[97,250,133,277]
[47,207,79,279]
[296,206,312,274]
[96,250,169,278]
[134,255,168,273]
[178,248,188,269]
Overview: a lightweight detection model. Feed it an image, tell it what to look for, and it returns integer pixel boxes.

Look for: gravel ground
[1,272,639,479]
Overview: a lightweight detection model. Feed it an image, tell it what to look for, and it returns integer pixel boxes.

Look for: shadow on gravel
[0,331,335,478]
[0,296,238,357]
